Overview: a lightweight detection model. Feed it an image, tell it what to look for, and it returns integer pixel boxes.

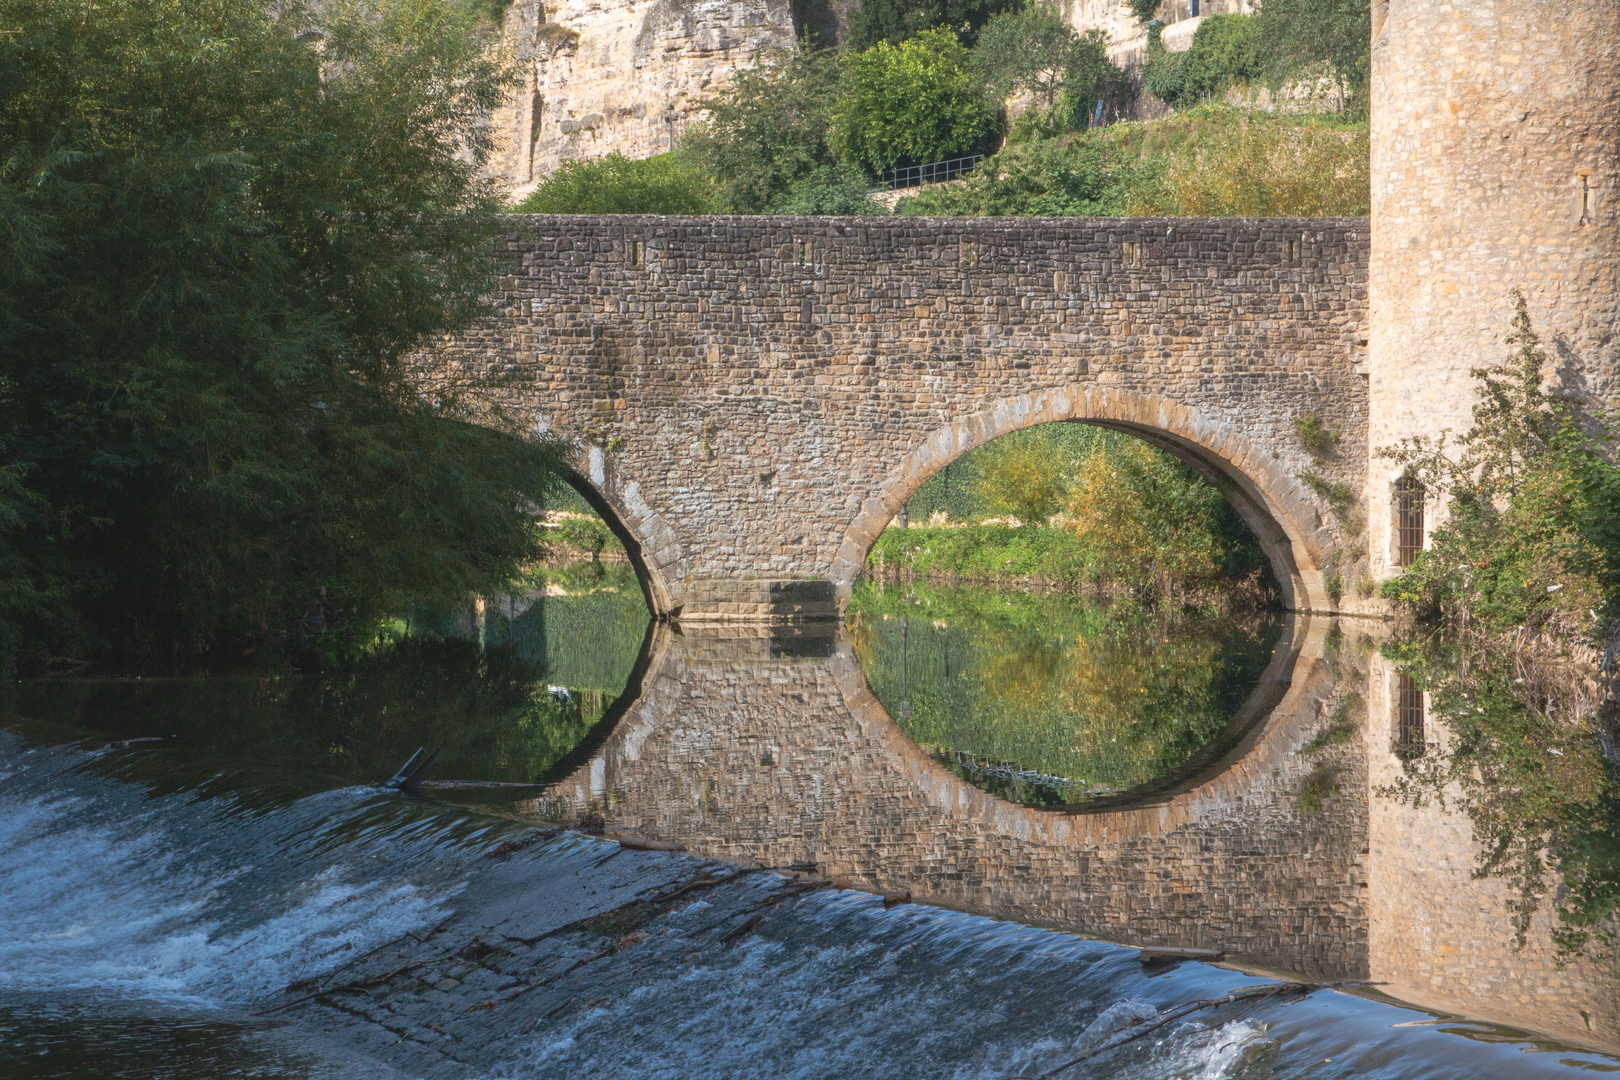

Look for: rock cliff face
[484,0,798,198]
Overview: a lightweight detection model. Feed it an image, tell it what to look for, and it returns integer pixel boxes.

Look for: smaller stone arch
[557,446,688,619]
[827,386,1341,612]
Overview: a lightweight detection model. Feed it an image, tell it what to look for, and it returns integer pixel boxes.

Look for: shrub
[900,134,1138,216]
[1295,414,1340,459]
[685,47,853,214]
[1379,291,1620,632]
[832,29,1001,172]
[1179,14,1265,102]
[516,152,715,214]
[1121,108,1369,217]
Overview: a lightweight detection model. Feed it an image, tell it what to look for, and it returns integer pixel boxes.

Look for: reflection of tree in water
[9,586,651,788]
[847,581,1281,800]
[1383,639,1620,963]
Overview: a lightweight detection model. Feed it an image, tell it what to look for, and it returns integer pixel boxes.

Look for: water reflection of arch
[830,614,1326,844]
[535,614,1366,978]
[828,386,1343,613]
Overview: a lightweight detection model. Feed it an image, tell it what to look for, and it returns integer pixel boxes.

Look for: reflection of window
[1396,673,1425,758]
[1395,477,1424,567]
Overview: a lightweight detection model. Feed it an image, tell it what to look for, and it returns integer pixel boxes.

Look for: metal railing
[875,153,984,192]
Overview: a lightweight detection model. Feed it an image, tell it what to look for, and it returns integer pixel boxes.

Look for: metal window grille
[875,154,985,192]
[1395,477,1424,566]
[1396,673,1425,757]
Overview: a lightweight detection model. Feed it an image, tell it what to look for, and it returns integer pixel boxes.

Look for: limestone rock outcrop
[484,0,797,198]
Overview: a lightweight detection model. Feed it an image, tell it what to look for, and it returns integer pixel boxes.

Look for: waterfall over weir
[3,725,1615,1080]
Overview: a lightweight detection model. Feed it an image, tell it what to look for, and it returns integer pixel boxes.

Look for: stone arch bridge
[431,214,1370,618]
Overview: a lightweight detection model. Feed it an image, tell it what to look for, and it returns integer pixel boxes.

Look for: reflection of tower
[1365,650,1620,1051]
[1367,0,1620,579]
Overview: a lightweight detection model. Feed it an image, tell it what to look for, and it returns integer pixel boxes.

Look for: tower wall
[1368,0,1620,578]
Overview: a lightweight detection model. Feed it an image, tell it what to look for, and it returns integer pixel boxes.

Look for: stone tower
[1367,0,1620,579]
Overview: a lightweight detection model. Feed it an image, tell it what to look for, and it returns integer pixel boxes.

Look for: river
[3,574,1617,1078]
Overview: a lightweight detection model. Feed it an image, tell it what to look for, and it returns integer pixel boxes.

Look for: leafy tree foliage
[1254,0,1370,116]
[1145,14,1264,107]
[683,48,873,213]
[972,6,1082,110]
[0,0,564,670]
[1066,441,1260,599]
[832,29,1001,171]
[973,7,1126,133]
[516,152,716,214]
[845,0,1022,51]
[900,136,1137,215]
[973,438,1068,526]
[1380,292,1620,630]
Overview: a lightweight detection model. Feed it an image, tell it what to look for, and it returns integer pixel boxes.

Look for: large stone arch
[828,386,1343,613]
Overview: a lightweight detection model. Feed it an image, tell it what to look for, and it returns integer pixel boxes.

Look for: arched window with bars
[1394,476,1425,567]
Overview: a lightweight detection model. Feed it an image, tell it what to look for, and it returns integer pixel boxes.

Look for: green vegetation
[0,0,562,672]
[972,8,1125,137]
[873,424,1273,607]
[1295,414,1340,460]
[901,106,1368,217]
[849,581,1283,803]
[1380,293,1620,630]
[1253,0,1371,116]
[680,48,873,214]
[1379,293,1620,964]
[831,29,1001,171]
[1145,14,1265,108]
[844,0,1019,52]
[515,152,715,214]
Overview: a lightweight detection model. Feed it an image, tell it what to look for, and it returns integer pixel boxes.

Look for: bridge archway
[828,386,1338,612]
[553,451,686,620]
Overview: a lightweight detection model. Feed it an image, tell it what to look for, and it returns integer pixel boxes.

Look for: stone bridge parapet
[430,214,1371,616]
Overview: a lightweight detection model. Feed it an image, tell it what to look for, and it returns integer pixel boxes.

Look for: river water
[4,576,1618,1078]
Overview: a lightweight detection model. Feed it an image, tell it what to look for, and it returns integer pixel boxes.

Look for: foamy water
[3,732,1616,1080]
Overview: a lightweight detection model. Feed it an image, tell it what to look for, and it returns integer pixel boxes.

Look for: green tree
[974,438,1068,526]
[1254,0,1370,115]
[684,48,873,213]
[516,152,715,214]
[1178,14,1264,102]
[832,29,1001,172]
[0,0,563,669]
[973,6,1082,110]
[845,0,1021,51]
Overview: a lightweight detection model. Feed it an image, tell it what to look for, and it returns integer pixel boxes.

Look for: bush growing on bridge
[516,152,716,214]
[0,0,564,671]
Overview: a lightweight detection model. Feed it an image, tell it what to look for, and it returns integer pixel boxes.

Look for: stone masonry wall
[484,0,795,199]
[427,215,1371,617]
[1367,0,1620,579]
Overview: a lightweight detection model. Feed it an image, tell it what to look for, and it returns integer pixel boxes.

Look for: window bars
[875,154,985,192]
[1395,476,1424,567]
[1396,673,1425,758]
